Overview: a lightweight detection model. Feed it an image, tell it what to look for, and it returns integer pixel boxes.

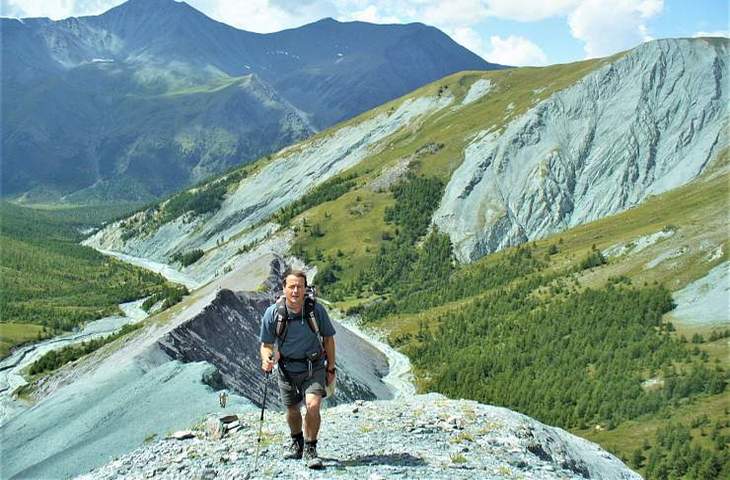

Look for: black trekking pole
[253,356,272,471]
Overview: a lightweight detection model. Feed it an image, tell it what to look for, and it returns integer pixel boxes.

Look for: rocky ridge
[79,394,640,480]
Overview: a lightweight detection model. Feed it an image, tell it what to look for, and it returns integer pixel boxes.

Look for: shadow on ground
[331,453,426,468]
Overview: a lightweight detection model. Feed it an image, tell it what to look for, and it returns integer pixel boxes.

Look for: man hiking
[259,269,336,469]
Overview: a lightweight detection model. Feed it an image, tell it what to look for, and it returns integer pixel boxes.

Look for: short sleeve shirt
[260,302,336,373]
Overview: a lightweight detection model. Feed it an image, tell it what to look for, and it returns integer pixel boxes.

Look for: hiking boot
[303,441,323,469]
[283,434,303,460]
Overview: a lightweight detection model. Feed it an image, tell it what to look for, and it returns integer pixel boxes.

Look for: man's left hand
[326,370,336,386]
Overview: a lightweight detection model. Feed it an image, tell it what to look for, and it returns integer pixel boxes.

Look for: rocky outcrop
[434,38,728,261]
[80,394,640,480]
[157,287,391,408]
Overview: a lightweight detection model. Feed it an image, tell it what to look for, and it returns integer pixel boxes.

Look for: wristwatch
[327,367,336,373]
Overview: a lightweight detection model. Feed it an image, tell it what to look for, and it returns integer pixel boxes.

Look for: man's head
[282,269,307,311]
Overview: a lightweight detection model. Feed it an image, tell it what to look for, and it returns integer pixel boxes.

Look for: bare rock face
[434,38,728,261]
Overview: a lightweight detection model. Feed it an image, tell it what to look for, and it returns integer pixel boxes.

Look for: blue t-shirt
[260,302,336,373]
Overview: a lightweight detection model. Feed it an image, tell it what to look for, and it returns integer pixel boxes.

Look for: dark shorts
[277,366,327,407]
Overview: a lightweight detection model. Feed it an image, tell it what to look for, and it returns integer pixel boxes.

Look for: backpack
[274,285,322,344]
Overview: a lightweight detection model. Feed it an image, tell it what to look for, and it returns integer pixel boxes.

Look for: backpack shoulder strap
[304,298,325,354]
[274,296,288,341]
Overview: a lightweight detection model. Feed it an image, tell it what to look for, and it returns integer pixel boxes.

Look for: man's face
[284,275,306,309]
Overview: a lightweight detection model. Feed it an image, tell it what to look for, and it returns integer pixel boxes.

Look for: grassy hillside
[0,202,180,358]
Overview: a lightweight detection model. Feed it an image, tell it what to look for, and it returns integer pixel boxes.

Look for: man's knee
[305,394,322,412]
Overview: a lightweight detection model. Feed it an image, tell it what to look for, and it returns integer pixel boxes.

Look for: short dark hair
[282,269,307,287]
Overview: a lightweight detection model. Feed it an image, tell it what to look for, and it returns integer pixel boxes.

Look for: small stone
[225,420,240,430]
[172,430,195,440]
[352,407,360,414]
[220,415,239,424]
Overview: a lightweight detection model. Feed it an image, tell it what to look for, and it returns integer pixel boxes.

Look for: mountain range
[1,0,498,202]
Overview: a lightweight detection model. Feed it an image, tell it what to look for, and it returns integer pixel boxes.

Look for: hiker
[259,269,336,469]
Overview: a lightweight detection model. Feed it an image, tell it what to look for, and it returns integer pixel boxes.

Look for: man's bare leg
[286,404,303,434]
[303,393,322,441]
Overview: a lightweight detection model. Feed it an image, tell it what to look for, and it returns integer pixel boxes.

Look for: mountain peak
[98,0,202,20]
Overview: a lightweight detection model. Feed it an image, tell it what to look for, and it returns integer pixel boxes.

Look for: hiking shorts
[277,366,327,407]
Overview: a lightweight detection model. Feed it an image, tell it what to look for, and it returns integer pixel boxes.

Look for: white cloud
[485,35,548,66]
[0,0,122,19]
[568,0,664,58]
[693,30,729,38]
[188,0,327,32]
[451,26,488,57]
[421,0,489,27]
[349,5,402,24]
[484,0,579,22]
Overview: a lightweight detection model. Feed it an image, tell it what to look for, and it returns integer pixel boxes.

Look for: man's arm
[323,335,336,373]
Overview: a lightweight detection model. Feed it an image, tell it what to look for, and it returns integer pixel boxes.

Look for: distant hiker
[259,269,336,470]
[219,391,228,408]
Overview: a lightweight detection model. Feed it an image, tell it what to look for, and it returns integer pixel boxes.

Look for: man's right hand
[261,351,279,372]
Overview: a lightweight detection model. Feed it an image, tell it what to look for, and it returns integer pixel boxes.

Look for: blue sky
[1,0,727,66]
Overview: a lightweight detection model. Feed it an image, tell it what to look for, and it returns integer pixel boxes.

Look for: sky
[1,0,728,66]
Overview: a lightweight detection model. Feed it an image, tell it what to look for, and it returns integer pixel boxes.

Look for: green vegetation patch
[0,202,176,357]
[141,284,190,311]
[171,249,204,267]
[274,173,358,226]
[159,182,227,224]
[0,323,47,358]
[28,323,143,376]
